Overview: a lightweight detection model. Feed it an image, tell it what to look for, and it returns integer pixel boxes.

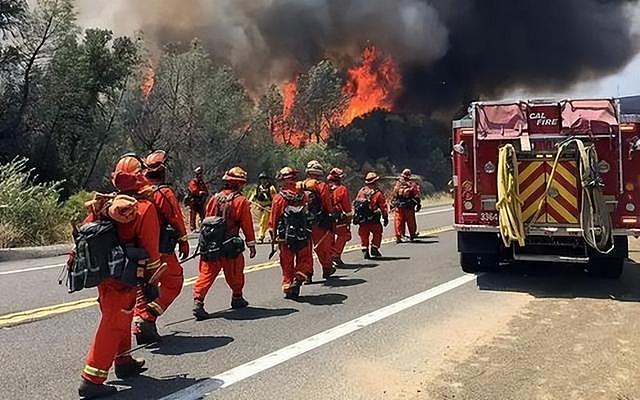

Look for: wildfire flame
[141,67,156,99]
[272,46,401,147]
[340,46,401,125]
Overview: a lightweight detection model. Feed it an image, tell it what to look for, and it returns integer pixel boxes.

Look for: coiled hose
[497,144,526,247]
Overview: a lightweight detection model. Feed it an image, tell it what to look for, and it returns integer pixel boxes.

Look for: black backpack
[277,190,312,252]
[199,192,245,261]
[353,189,381,225]
[154,185,180,254]
[67,220,126,293]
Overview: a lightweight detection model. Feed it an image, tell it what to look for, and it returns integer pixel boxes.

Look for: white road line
[159,273,476,400]
[0,263,66,275]
[415,206,452,217]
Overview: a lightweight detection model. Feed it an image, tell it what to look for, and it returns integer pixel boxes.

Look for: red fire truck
[452,98,640,278]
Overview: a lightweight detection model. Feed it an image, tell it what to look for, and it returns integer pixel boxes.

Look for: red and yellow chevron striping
[518,160,579,224]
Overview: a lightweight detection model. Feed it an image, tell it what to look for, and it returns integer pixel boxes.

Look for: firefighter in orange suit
[187,167,209,232]
[327,168,353,266]
[299,160,336,280]
[270,167,314,298]
[393,168,421,243]
[132,150,190,345]
[192,167,257,320]
[355,172,389,259]
[78,155,164,399]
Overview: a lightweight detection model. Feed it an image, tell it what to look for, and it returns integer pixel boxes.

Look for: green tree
[292,59,345,143]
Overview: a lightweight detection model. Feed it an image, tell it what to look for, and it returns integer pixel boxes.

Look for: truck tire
[587,257,624,279]
[460,253,498,273]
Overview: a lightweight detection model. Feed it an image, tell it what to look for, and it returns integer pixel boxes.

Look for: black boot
[362,248,371,260]
[231,296,249,309]
[284,280,301,299]
[370,247,382,258]
[78,379,117,399]
[134,319,162,345]
[332,257,345,267]
[192,300,209,321]
[114,357,146,380]
[322,266,337,279]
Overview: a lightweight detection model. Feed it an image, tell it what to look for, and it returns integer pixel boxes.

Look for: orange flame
[340,46,401,125]
[272,46,401,147]
[141,67,155,99]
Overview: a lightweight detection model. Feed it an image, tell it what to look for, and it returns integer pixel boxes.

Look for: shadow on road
[407,239,439,245]
[373,256,411,262]
[294,293,348,305]
[476,261,640,301]
[151,334,234,355]
[207,306,299,321]
[336,263,379,270]
[322,277,367,288]
[111,374,220,400]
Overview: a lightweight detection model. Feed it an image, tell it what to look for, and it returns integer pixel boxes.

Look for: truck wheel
[460,253,498,273]
[587,257,624,279]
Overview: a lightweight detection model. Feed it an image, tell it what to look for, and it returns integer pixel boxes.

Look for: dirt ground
[403,239,640,400]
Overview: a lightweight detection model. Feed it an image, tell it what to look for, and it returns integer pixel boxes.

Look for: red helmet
[277,166,298,181]
[145,150,167,172]
[112,154,147,192]
[327,167,345,181]
[364,172,380,184]
[222,166,248,183]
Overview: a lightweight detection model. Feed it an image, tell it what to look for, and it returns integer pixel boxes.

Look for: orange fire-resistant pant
[134,253,183,322]
[279,241,313,291]
[358,222,383,249]
[193,254,245,300]
[82,278,136,384]
[332,223,352,258]
[394,207,417,239]
[311,224,335,271]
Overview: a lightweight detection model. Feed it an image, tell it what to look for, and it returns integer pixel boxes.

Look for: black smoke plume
[80,0,640,113]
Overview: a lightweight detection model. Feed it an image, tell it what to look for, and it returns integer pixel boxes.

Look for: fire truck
[452,98,640,278]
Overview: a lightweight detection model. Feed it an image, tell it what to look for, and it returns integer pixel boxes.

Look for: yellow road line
[0,226,453,328]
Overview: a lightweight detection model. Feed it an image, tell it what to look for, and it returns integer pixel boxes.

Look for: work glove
[178,239,190,260]
[383,216,389,227]
[143,283,160,302]
[249,245,257,259]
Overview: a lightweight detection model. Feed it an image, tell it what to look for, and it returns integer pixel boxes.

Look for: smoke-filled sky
[75,0,640,112]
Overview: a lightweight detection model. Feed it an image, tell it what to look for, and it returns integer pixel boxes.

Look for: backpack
[353,188,381,225]
[302,180,332,229]
[277,190,312,252]
[67,220,126,293]
[199,192,245,261]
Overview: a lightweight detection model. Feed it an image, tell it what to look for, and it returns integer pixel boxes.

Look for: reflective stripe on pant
[332,224,352,257]
[193,254,245,300]
[279,241,313,290]
[358,222,383,249]
[311,225,335,270]
[82,278,136,384]
[134,253,184,322]
[258,209,271,239]
[394,208,417,239]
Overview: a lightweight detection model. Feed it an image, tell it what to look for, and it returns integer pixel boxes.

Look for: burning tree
[272,46,401,147]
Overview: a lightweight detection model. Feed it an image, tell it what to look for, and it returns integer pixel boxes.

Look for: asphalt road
[1,206,640,400]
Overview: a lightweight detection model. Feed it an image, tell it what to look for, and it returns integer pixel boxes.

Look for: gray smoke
[76,0,640,112]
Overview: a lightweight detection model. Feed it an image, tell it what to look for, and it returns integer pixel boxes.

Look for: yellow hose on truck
[496,144,526,247]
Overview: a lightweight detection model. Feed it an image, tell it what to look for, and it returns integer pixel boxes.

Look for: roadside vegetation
[0,0,452,247]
